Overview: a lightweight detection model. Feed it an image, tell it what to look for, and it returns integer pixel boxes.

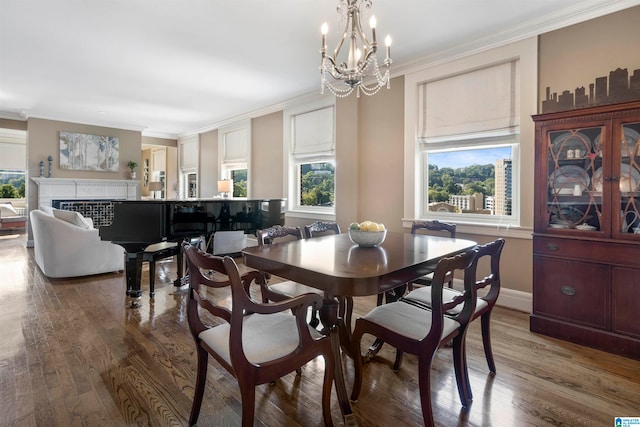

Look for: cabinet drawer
[533,256,609,329]
[533,237,597,259]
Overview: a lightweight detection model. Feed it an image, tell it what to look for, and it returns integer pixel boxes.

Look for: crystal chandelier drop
[320,0,392,98]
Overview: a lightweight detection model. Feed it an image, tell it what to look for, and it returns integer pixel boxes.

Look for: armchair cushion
[52,208,92,229]
[30,209,123,278]
[362,300,461,341]
[200,311,324,366]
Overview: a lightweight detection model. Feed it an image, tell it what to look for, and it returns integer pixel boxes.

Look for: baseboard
[496,287,531,313]
[451,278,531,313]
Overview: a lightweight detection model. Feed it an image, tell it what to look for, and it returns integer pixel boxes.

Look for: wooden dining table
[242,231,477,426]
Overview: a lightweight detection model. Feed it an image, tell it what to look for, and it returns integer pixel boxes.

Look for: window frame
[218,119,251,198]
[283,96,336,218]
[403,37,537,235]
[419,134,520,226]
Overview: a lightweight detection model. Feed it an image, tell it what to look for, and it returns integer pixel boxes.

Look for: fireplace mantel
[31,177,139,208]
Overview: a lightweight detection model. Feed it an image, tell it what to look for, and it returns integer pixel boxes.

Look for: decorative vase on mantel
[127,161,138,180]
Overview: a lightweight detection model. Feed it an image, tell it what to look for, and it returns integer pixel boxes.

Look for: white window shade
[292,106,335,156]
[0,142,26,170]
[223,128,249,162]
[179,136,198,171]
[418,60,519,141]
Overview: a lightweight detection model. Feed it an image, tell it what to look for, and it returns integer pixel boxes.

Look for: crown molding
[395,0,640,78]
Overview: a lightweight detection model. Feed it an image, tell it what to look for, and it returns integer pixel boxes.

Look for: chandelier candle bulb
[321,22,328,51]
[370,15,376,42]
[385,35,391,61]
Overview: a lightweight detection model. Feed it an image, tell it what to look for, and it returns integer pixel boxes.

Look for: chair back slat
[473,238,505,305]
[411,220,456,238]
[257,225,303,245]
[304,221,341,238]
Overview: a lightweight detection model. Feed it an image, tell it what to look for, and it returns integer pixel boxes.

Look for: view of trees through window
[426,147,512,216]
[0,170,25,198]
[231,169,247,197]
[428,163,495,201]
[300,162,335,207]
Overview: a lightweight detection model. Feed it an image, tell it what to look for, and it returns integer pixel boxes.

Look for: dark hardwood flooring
[1,232,638,426]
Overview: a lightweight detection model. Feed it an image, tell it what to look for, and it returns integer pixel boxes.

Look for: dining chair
[402,238,505,374]
[257,225,324,328]
[409,219,457,290]
[350,248,479,425]
[375,220,457,306]
[304,220,341,238]
[183,243,335,427]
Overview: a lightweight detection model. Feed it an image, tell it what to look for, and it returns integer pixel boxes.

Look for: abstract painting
[59,131,119,171]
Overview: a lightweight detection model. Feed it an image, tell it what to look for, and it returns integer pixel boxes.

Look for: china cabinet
[531,100,640,359]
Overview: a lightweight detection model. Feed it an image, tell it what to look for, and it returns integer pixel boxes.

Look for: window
[179,135,199,199]
[219,120,251,198]
[0,129,26,199]
[230,168,247,197]
[298,161,335,207]
[284,100,336,214]
[406,49,530,228]
[421,137,518,222]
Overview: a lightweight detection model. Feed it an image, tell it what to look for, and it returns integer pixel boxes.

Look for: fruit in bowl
[348,221,387,247]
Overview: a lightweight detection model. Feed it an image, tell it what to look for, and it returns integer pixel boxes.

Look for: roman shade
[418,60,520,142]
[179,135,199,170]
[292,106,335,157]
[222,128,250,163]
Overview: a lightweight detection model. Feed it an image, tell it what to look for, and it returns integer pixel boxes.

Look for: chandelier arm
[351,6,376,56]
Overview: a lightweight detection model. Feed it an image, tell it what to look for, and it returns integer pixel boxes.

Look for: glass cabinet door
[614,120,640,239]
[546,126,604,233]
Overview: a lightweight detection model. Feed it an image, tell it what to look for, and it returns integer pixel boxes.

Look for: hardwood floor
[1,233,638,426]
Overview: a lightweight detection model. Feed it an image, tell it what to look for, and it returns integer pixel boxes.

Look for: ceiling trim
[395,0,640,77]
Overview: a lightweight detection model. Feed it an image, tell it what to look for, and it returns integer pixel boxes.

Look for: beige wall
[538,6,640,111]
[199,129,218,198]
[357,76,405,232]
[26,117,142,182]
[335,92,360,231]
[251,111,284,199]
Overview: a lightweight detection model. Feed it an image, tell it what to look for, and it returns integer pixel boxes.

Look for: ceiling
[0,0,636,139]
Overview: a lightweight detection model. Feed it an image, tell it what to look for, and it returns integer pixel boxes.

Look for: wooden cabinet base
[530,314,640,360]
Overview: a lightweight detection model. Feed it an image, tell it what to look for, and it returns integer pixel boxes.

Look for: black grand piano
[99,198,285,300]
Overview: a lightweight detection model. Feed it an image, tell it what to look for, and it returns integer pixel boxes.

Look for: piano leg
[124,251,144,304]
[174,246,184,287]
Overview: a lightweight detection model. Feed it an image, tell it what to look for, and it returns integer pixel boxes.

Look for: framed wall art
[59,131,119,171]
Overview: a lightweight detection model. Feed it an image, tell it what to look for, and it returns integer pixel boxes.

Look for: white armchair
[30,209,124,278]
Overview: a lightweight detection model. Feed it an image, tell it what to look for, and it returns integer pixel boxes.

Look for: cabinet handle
[560,286,576,296]
[546,243,559,251]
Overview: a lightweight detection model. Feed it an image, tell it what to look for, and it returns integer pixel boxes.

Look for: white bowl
[348,229,387,247]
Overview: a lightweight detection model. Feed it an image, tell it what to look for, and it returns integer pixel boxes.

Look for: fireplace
[31,177,139,210]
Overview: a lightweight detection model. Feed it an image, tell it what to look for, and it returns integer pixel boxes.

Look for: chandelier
[320,0,392,98]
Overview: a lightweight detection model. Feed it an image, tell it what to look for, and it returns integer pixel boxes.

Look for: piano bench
[143,242,181,297]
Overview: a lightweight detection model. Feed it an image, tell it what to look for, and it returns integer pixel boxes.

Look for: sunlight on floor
[0,233,29,361]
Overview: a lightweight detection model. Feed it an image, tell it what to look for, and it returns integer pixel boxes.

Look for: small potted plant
[127,161,138,179]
